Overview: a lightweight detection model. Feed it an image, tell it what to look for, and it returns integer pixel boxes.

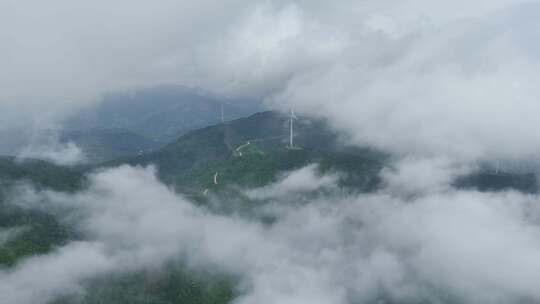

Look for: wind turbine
[289,109,297,148]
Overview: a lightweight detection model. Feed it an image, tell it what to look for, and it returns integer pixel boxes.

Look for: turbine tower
[289,109,297,148]
[221,103,225,123]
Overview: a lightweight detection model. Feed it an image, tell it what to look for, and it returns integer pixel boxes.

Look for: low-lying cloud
[381,157,473,197]
[245,164,339,200]
[17,141,86,166]
[4,165,540,304]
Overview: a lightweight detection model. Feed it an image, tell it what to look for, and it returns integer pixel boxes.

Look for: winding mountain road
[235,141,251,156]
[213,172,219,185]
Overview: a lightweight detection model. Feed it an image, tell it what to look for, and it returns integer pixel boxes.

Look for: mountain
[454,170,538,193]
[53,264,236,304]
[2,111,539,304]
[49,112,386,304]
[0,85,259,162]
[60,128,163,163]
[0,157,82,266]
[102,111,539,196]
[64,85,261,142]
[0,128,163,164]
[102,111,386,194]
[0,156,82,192]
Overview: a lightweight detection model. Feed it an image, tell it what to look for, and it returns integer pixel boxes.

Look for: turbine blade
[290,109,298,119]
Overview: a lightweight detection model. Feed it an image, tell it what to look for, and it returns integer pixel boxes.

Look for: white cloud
[5,165,540,304]
[381,157,472,197]
[245,164,339,200]
[17,140,86,166]
[2,0,540,165]
[270,1,540,162]
[0,242,114,304]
